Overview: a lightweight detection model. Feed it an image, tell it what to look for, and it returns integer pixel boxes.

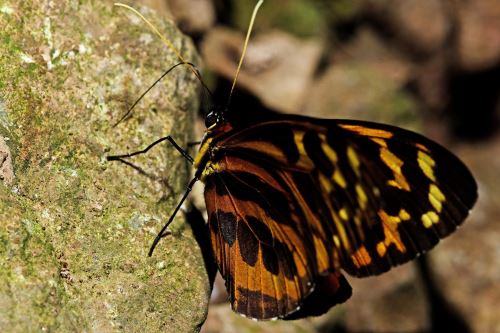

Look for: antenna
[225,0,265,111]
[112,62,211,127]
[114,3,198,78]
[113,3,213,125]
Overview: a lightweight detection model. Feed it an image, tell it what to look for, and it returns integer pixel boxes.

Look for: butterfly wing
[204,116,477,318]
[327,120,478,276]
[204,155,352,319]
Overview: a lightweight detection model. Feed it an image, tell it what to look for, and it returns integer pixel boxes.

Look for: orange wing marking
[351,245,372,268]
[339,124,394,139]
[375,209,410,257]
[380,148,411,191]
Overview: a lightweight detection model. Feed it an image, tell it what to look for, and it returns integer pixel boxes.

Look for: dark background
[138,0,499,332]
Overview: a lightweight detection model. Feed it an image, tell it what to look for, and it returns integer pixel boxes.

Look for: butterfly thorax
[194,121,234,182]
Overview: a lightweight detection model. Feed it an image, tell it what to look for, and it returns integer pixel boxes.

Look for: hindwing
[204,155,351,319]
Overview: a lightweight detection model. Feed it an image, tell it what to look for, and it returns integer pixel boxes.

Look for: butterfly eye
[205,110,219,128]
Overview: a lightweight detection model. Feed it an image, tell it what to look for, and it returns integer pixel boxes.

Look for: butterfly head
[205,106,227,131]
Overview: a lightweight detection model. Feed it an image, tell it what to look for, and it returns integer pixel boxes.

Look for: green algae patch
[0,1,209,332]
[231,0,324,38]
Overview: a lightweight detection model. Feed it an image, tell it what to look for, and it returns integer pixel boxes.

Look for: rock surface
[0,1,208,332]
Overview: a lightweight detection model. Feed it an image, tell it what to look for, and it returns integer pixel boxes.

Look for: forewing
[216,117,477,277]
[330,120,477,276]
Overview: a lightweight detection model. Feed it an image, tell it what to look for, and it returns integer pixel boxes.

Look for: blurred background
[136,0,499,332]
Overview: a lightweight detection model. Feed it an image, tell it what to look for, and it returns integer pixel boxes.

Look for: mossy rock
[0,1,209,332]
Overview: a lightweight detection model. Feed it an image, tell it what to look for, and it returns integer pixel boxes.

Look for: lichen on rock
[0,1,209,332]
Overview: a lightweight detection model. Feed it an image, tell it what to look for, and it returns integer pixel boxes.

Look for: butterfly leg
[107,135,194,164]
[187,141,201,147]
[148,176,199,256]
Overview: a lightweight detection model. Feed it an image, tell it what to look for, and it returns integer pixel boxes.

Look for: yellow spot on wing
[347,146,361,175]
[336,222,351,252]
[355,184,368,209]
[292,131,315,168]
[339,208,349,221]
[320,142,347,188]
[418,151,436,182]
[330,210,351,252]
[333,169,347,188]
[333,235,340,247]
[399,209,411,221]
[321,142,338,162]
[294,131,306,155]
[379,210,402,225]
[422,211,439,228]
[429,194,442,212]
[376,242,387,257]
[318,172,333,193]
[380,148,411,191]
[429,184,446,212]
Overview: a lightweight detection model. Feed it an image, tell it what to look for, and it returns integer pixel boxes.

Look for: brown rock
[304,27,421,127]
[304,61,419,129]
[432,136,500,332]
[364,0,450,56]
[414,56,449,112]
[167,0,215,34]
[0,136,14,185]
[332,27,414,74]
[209,272,228,305]
[345,265,430,332]
[456,0,500,71]
[389,0,450,54]
[138,0,170,17]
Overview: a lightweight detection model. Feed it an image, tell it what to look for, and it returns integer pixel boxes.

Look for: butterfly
[175,108,477,320]
[109,0,477,322]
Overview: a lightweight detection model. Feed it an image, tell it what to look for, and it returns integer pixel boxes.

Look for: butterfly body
[193,111,477,320]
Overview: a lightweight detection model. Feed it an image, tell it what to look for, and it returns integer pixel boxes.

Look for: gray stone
[0,1,208,332]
